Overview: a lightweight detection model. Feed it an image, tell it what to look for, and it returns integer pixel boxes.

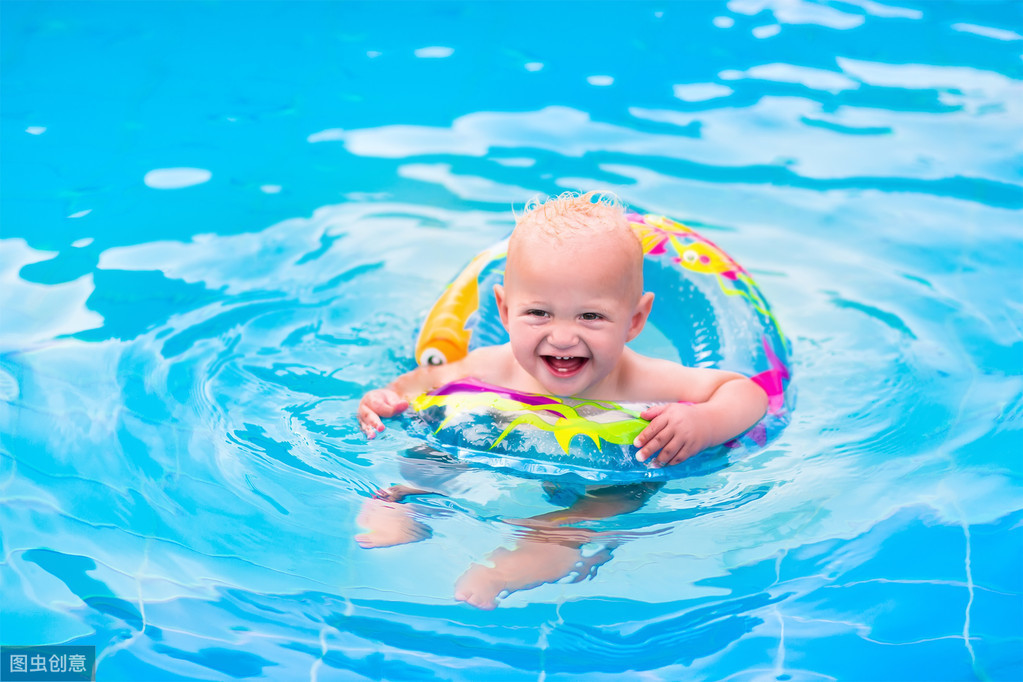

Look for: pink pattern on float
[429,378,557,407]
[628,212,749,280]
[749,337,790,415]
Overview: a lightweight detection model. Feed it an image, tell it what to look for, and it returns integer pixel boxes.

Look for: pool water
[2,1,1021,679]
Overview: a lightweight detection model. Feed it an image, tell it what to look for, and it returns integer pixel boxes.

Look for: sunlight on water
[2,0,1021,679]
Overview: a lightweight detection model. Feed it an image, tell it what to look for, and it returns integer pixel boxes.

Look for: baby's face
[496,235,650,397]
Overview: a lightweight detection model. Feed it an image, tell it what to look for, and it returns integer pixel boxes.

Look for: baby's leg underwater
[355,491,435,548]
[355,445,463,548]
[454,532,613,610]
[454,481,662,607]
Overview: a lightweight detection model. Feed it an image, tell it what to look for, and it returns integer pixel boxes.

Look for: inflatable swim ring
[407,213,792,482]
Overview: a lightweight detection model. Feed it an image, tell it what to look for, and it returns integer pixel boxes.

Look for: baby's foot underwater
[355,498,432,548]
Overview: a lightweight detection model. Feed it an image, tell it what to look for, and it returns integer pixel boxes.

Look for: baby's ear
[494,284,509,329]
[627,292,654,341]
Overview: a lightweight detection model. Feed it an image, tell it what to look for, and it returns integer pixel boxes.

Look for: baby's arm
[357,363,458,438]
[630,359,768,466]
[357,346,507,438]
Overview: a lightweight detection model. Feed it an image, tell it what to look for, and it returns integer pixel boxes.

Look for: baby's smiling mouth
[542,355,588,376]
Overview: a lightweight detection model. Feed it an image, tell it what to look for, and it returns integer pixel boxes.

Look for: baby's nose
[547,324,579,349]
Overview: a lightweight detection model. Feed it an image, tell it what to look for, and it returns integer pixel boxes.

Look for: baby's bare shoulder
[464,344,512,364]
[621,350,684,377]
[461,344,517,381]
[619,352,679,391]
[620,350,739,402]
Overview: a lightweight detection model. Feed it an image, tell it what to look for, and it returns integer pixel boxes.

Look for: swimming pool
[2,0,1021,679]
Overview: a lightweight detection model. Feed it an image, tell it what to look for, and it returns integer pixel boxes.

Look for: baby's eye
[526,309,550,318]
[580,312,604,321]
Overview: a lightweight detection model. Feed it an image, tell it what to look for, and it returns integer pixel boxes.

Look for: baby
[356,192,768,608]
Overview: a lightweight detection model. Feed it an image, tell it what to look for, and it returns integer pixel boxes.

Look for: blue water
[2,1,1022,679]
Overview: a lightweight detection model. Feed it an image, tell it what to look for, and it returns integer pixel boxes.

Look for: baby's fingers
[370,391,409,417]
[357,404,386,439]
[634,419,669,463]
[640,403,669,421]
[654,437,695,467]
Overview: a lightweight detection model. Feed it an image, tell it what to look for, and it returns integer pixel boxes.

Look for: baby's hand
[358,389,410,438]
[634,403,710,467]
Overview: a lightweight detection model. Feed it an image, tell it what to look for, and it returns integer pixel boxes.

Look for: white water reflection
[840,0,922,20]
[398,163,537,202]
[951,22,1023,42]
[752,24,781,39]
[414,46,454,58]
[97,203,512,294]
[837,57,1021,94]
[143,167,212,190]
[310,95,1018,187]
[673,83,734,102]
[722,63,859,92]
[727,0,865,29]
[0,239,102,348]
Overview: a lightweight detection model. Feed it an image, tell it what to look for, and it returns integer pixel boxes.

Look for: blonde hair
[514,191,630,240]
[507,191,645,300]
